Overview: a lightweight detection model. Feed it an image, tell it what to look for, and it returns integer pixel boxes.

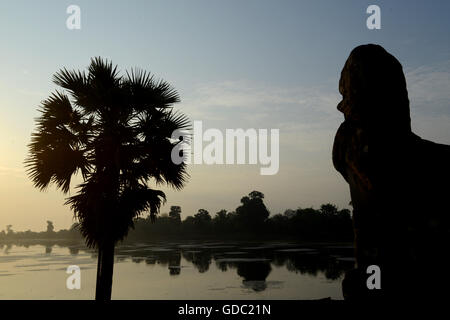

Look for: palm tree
[25,57,190,300]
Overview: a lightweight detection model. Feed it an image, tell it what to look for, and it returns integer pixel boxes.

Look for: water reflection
[113,242,355,292]
[1,241,354,294]
[182,250,211,273]
[3,243,12,254]
[238,262,271,291]
[45,245,52,254]
[275,251,344,280]
[69,246,79,255]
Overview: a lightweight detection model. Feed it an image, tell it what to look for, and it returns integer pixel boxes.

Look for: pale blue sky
[0,1,449,231]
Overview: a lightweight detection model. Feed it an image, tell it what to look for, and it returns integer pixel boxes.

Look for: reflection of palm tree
[26,58,189,301]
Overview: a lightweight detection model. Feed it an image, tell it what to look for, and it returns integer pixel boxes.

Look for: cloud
[405,60,450,144]
[406,60,450,116]
[0,166,25,179]
[178,58,450,131]
[179,79,342,133]
[175,80,345,171]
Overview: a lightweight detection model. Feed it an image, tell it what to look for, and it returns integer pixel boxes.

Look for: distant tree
[212,209,229,232]
[235,191,269,231]
[151,213,176,235]
[169,206,182,224]
[214,209,227,220]
[283,209,296,219]
[184,216,195,225]
[6,225,13,236]
[194,209,211,225]
[320,204,339,216]
[182,216,196,233]
[46,221,55,233]
[336,208,353,240]
[338,208,352,219]
[268,213,289,233]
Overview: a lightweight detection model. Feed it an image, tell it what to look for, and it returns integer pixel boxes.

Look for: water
[0,241,354,300]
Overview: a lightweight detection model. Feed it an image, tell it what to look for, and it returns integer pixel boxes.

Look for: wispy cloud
[406,60,450,115]
[0,166,25,179]
[405,60,450,143]
[176,80,344,164]
[180,80,341,132]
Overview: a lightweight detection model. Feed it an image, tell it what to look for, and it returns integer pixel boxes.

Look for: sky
[0,0,449,231]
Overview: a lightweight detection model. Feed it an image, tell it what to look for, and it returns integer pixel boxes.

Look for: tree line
[127,190,353,241]
[0,221,80,241]
[0,191,353,242]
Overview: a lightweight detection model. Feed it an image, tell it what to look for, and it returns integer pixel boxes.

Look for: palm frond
[26,91,90,193]
[66,179,166,247]
[124,69,180,112]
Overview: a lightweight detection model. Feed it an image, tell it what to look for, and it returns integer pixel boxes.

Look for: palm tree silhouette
[25,57,190,300]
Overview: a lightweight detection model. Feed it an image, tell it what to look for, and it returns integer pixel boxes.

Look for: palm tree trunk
[95,238,115,301]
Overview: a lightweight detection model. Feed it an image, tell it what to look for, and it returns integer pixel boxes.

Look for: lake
[0,241,354,300]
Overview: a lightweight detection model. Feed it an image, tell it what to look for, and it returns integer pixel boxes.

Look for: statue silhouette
[333,44,450,301]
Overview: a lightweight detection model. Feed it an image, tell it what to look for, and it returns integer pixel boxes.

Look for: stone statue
[333,44,450,301]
